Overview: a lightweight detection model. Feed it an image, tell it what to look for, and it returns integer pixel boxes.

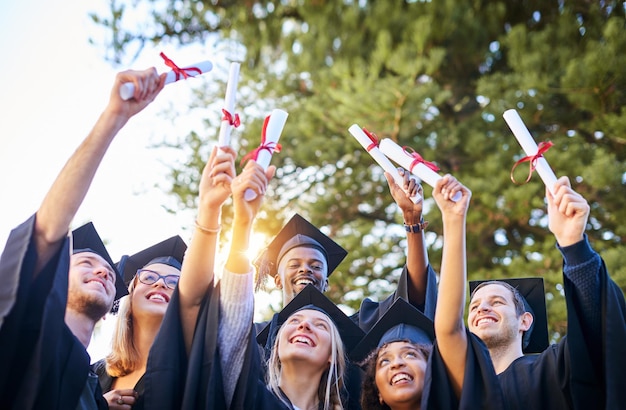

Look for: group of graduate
[0,67,624,410]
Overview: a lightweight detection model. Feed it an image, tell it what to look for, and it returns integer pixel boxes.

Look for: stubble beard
[476,323,517,351]
[67,290,112,321]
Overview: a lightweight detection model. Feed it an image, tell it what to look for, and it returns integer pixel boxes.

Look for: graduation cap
[350,298,435,363]
[469,277,549,354]
[116,235,187,287]
[254,213,348,280]
[257,284,365,354]
[71,222,127,300]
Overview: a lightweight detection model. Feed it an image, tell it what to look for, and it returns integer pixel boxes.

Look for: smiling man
[466,177,626,409]
[257,213,347,306]
[256,168,439,336]
[0,68,165,409]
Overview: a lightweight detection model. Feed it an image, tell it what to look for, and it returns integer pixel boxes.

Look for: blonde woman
[93,235,186,409]
[215,159,363,409]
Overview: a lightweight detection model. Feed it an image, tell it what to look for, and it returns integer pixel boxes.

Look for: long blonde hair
[267,310,347,410]
[104,276,140,377]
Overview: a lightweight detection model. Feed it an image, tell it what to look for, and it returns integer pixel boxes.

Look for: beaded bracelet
[403,218,428,233]
[194,220,221,234]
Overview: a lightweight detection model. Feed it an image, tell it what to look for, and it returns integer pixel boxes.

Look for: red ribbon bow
[160,52,202,81]
[402,146,440,173]
[241,115,282,166]
[222,109,241,128]
[510,140,554,185]
[362,128,380,152]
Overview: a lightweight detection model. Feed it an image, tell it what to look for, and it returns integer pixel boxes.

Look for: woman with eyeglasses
[93,144,238,409]
[92,235,187,409]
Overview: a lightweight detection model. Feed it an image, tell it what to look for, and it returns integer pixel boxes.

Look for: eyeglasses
[136,269,180,289]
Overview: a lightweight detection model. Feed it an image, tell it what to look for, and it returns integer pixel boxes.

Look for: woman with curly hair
[356,176,503,409]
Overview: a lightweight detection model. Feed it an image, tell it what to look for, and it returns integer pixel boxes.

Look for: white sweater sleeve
[218,267,254,407]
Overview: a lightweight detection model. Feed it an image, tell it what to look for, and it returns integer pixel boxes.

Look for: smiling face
[467,283,532,350]
[275,247,328,304]
[374,341,428,409]
[277,309,333,371]
[130,262,180,320]
[67,251,116,321]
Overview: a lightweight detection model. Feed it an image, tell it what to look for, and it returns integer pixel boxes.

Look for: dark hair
[360,341,432,410]
[471,281,526,317]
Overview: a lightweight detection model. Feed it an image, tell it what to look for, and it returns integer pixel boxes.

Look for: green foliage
[93,0,626,339]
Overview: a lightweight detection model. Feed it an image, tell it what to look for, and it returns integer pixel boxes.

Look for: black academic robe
[353,264,438,330]
[139,278,289,410]
[496,241,625,409]
[0,215,108,409]
[422,330,505,410]
[92,359,146,408]
[140,278,235,410]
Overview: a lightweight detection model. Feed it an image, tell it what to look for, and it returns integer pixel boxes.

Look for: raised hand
[546,177,590,247]
[198,145,237,212]
[107,68,166,120]
[232,160,275,224]
[385,168,424,222]
[432,174,471,218]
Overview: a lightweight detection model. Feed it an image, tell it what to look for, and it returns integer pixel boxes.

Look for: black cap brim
[116,235,187,286]
[255,213,347,278]
[350,298,434,363]
[71,222,126,300]
[256,284,364,353]
[469,277,549,354]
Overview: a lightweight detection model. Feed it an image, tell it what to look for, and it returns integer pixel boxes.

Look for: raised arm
[225,161,275,275]
[218,160,274,407]
[384,168,429,306]
[432,175,471,398]
[546,177,589,247]
[177,145,236,353]
[34,68,166,274]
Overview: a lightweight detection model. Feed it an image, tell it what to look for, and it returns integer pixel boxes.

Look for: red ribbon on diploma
[241,115,282,166]
[160,52,202,81]
[222,109,241,128]
[510,141,554,185]
[362,128,380,152]
[402,147,440,174]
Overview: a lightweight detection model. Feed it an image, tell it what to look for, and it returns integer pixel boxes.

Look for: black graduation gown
[421,330,505,410]
[139,277,288,410]
[496,245,625,409]
[139,277,232,409]
[0,215,108,409]
[353,264,438,330]
[92,359,146,408]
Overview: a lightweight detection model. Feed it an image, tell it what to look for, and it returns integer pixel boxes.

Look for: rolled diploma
[348,125,420,204]
[217,62,241,147]
[119,60,214,100]
[379,138,461,202]
[244,109,289,201]
[503,109,557,194]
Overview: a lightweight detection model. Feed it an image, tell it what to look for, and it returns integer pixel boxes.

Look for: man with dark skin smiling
[256,169,437,335]
[255,169,439,410]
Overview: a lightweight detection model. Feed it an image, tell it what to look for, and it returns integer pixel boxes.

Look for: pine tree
[93,0,626,339]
